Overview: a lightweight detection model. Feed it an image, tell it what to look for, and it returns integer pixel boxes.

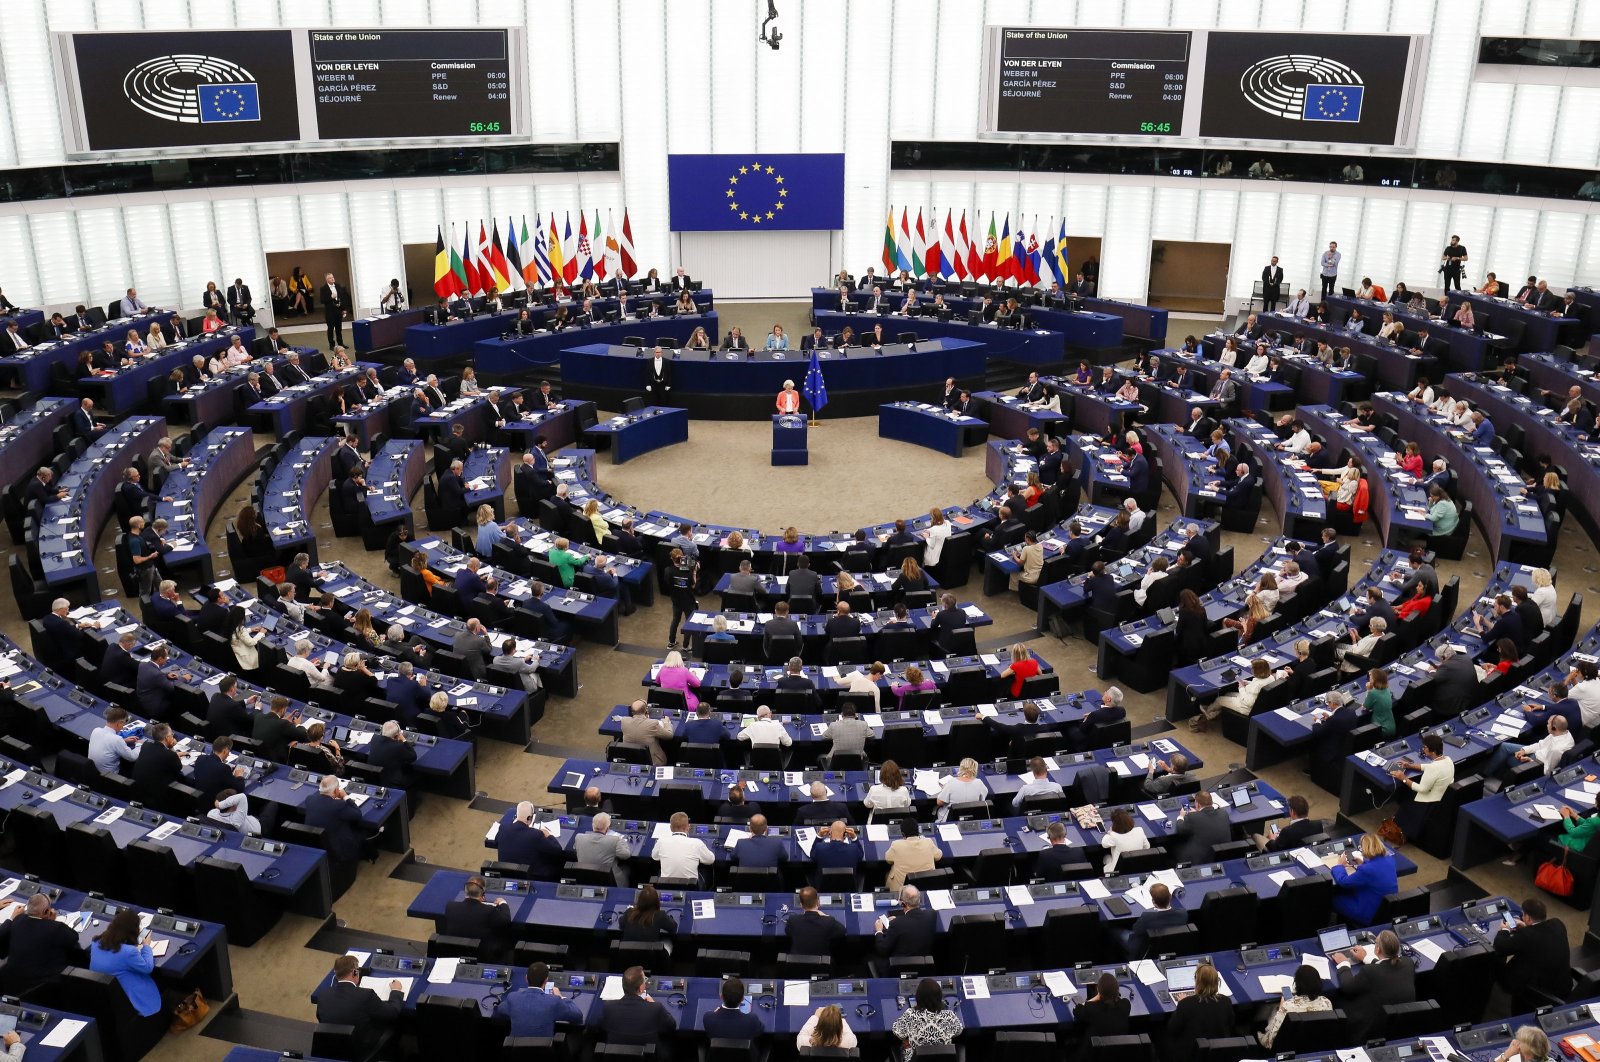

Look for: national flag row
[432,210,641,300]
[879,208,1074,288]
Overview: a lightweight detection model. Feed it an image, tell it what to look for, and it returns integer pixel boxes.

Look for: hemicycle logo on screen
[122,53,263,125]
[1239,54,1366,124]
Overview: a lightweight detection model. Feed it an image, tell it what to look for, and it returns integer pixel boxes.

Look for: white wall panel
[839,2,893,272]
[1353,199,1405,291]
[618,0,669,274]
[1397,201,1449,289]
[1151,187,1198,243]
[1534,212,1584,288]
[76,207,129,306]
[1101,185,1152,300]
[932,2,983,141]
[254,197,306,253]
[1271,193,1321,303]
[121,204,177,308]
[348,191,400,313]
[209,199,263,317]
[0,216,39,307]
[1579,217,1600,289]
[166,201,220,304]
[1487,207,1540,288]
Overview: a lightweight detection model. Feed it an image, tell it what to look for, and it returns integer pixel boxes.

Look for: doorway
[263,247,354,324]
[402,242,438,311]
[1148,241,1230,314]
[1060,236,1101,289]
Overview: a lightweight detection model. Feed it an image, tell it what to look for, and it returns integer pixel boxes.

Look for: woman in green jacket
[1557,795,1600,852]
[1363,668,1395,738]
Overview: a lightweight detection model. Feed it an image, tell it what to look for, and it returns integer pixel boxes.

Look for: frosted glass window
[840,3,893,271]
[1102,185,1153,300]
[1534,212,1584,288]
[527,0,578,141]
[76,208,131,307]
[4,2,67,165]
[348,191,400,313]
[1274,193,1323,303]
[664,5,712,154]
[1459,85,1513,163]
[1504,85,1561,165]
[395,189,443,244]
[1123,1,1176,28]
[1397,201,1449,290]
[28,213,85,308]
[1195,189,1239,246]
[209,199,264,317]
[281,1,335,26]
[1232,191,1284,302]
[167,201,221,304]
[1064,185,1108,240]
[0,216,39,306]
[932,2,984,141]
[1488,208,1540,287]
[254,197,305,254]
[1353,199,1404,291]
[1578,217,1600,288]
[710,1,758,155]
[1549,88,1600,172]
[798,0,848,152]
[889,10,937,140]
[617,0,668,274]
[1415,0,1481,162]
[1524,0,1576,37]
[578,0,622,142]
[1151,188,1199,243]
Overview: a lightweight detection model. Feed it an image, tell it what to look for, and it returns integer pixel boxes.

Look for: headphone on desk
[855,1003,876,1018]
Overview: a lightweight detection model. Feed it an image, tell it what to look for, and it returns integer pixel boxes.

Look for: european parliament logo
[123,53,261,125]
[1302,84,1364,123]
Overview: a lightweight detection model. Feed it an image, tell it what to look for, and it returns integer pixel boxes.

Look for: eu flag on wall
[197,83,261,123]
[668,153,845,232]
[1302,84,1364,123]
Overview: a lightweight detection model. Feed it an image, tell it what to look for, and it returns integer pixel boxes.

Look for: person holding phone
[1258,965,1332,1049]
[88,909,162,1017]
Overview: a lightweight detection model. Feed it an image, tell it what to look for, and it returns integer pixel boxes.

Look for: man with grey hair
[794,779,850,827]
[728,558,762,597]
[1142,752,1191,796]
[286,639,338,691]
[1338,616,1387,673]
[824,700,873,765]
[619,698,673,766]
[490,637,543,693]
[366,719,417,790]
[737,704,791,748]
[146,435,187,487]
[276,581,322,624]
[872,884,935,972]
[42,598,94,665]
[1122,496,1146,535]
[286,551,319,597]
[575,811,631,885]
[305,771,367,865]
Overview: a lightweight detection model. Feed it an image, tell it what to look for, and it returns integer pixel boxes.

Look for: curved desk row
[261,436,338,560]
[405,291,714,362]
[675,600,992,660]
[1445,291,1566,353]
[306,561,577,703]
[244,362,376,438]
[152,426,257,585]
[0,308,172,393]
[1324,294,1495,371]
[1519,351,1600,409]
[1035,517,1219,630]
[36,415,168,597]
[1234,312,1438,392]
[82,327,256,415]
[1296,405,1432,547]
[809,287,1124,350]
[0,395,77,479]
[1037,378,1143,437]
[475,312,721,376]
[1192,334,1367,409]
[813,309,1062,367]
[364,438,425,533]
[160,348,288,429]
[1229,419,1330,538]
[1146,423,1226,518]
[1374,393,1550,564]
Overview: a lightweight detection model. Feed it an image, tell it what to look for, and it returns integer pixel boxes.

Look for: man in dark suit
[704,977,766,1043]
[497,802,565,876]
[1121,883,1189,958]
[317,955,403,1060]
[331,434,364,482]
[1124,450,1150,496]
[1186,407,1217,440]
[136,646,179,721]
[732,815,787,869]
[1218,463,1253,509]
[1169,791,1232,865]
[1033,822,1080,879]
[792,782,850,827]
[873,886,936,972]
[304,775,368,864]
[193,586,231,631]
[1311,528,1342,578]
[514,450,551,516]
[1474,595,1525,657]
[762,604,803,659]
[71,398,104,439]
[0,892,88,996]
[1255,794,1320,851]
[1017,372,1047,403]
[1431,644,1482,716]
[188,735,246,803]
[1071,273,1096,297]
[131,722,184,805]
[228,279,254,324]
[809,820,863,884]
[99,631,140,689]
[23,467,66,510]
[1491,897,1571,1013]
[668,268,693,292]
[644,347,672,398]
[438,460,468,527]
[1260,256,1284,313]
[319,273,352,348]
[443,876,512,955]
[365,722,418,789]
[823,601,862,641]
[1510,584,1545,640]
[206,675,256,736]
[978,505,1026,554]
[1331,931,1417,1043]
[786,885,846,956]
[42,599,94,665]
[279,351,311,385]
[599,966,677,1049]
[384,665,430,725]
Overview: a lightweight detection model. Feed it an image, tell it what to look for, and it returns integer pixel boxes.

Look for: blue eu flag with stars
[668,154,845,231]
[804,350,828,414]
[197,83,261,124]
[1302,84,1364,123]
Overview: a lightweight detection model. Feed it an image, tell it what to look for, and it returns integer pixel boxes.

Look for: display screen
[55,27,526,154]
[994,28,1192,137]
[1198,31,1418,145]
[69,30,302,151]
[982,27,1426,148]
[310,29,513,140]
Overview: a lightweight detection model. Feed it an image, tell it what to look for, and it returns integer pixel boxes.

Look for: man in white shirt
[654,811,715,883]
[1011,757,1066,811]
[286,639,338,691]
[1285,289,1311,318]
[1485,714,1573,780]
[1566,660,1600,731]
[737,705,792,748]
[87,706,139,775]
[1280,420,1312,453]
[120,288,148,316]
[1123,497,1146,535]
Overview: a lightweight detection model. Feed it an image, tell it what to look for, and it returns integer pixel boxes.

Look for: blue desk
[0,310,172,394]
[1375,393,1549,564]
[152,427,256,584]
[1146,423,1225,518]
[462,444,511,521]
[1146,348,1296,413]
[262,436,337,561]
[1326,294,1495,371]
[1447,291,1561,352]
[1231,419,1330,538]
[1084,296,1167,343]
[0,1000,98,1062]
[583,406,688,464]
[1038,377,1143,437]
[161,348,284,428]
[677,600,985,660]
[474,312,720,374]
[353,308,428,353]
[414,390,518,445]
[709,568,945,611]
[308,560,578,708]
[499,398,586,452]
[1193,334,1365,408]
[1520,352,1600,408]
[771,413,807,466]
[558,336,987,397]
[813,310,1063,366]
[811,288,1126,349]
[0,396,76,479]
[878,401,987,458]
[1455,753,1600,868]
[1232,313,1438,392]
[1036,517,1217,635]
[332,385,410,449]
[972,390,1065,441]
[1066,432,1145,506]
[365,438,423,533]
[35,416,168,597]
[85,328,254,415]
[246,363,375,437]
[1297,404,1433,547]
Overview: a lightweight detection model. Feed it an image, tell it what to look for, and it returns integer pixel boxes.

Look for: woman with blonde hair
[475,503,518,556]
[893,556,928,596]
[1330,831,1397,923]
[409,550,446,595]
[1167,963,1234,1062]
[685,325,710,349]
[1223,587,1273,645]
[349,608,379,649]
[655,649,701,711]
[582,498,609,546]
[1530,567,1559,627]
[798,1003,857,1050]
[999,642,1041,697]
[935,758,988,820]
[145,322,167,350]
[923,507,950,568]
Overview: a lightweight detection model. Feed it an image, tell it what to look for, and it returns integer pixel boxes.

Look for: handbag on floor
[1377,816,1406,848]
[169,990,209,1033]
[1535,845,1574,898]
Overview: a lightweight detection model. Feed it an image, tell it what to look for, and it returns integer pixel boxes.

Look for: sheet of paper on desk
[926,889,955,911]
[1274,707,1309,724]
[426,958,460,984]
[724,829,751,849]
[360,976,411,997]
[1563,788,1595,805]
[865,823,890,842]
[1298,953,1331,979]
[1080,878,1110,900]
[1004,884,1034,907]
[41,783,74,803]
[1335,1049,1372,1062]
[1532,803,1564,821]
[794,828,816,857]
[961,975,990,1000]
[1268,869,1296,887]
[691,899,716,920]
[979,653,1000,666]
[937,824,962,843]
[1258,974,1296,995]
[1124,885,1153,909]
[1131,959,1165,985]
[914,770,943,797]
[1291,847,1323,870]
[1042,970,1076,998]
[1128,753,1150,769]
[1409,938,1446,963]
[1108,760,1132,776]
[600,975,625,1001]
[40,1018,88,1048]
[783,980,810,1007]
[1138,803,1164,820]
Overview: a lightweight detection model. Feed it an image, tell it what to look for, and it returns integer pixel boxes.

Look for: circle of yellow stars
[1313,87,1351,119]
[726,160,787,224]
[208,85,249,118]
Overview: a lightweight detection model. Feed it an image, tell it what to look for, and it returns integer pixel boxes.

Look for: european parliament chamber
[5,5,1600,1062]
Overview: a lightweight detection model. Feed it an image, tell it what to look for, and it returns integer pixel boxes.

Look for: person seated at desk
[732,814,787,870]
[0,891,88,997]
[1141,752,1192,797]
[655,812,716,884]
[443,874,512,958]
[714,783,760,824]
[801,325,828,350]
[1010,756,1065,812]
[316,954,403,1060]
[675,290,698,315]
[889,664,936,709]
[1328,830,1399,924]
[1132,556,1170,608]
[736,703,791,751]
[721,325,750,352]
[1119,881,1188,959]
[494,961,582,1040]
[874,885,937,961]
[1473,593,1524,654]
[1254,792,1321,852]
[897,290,922,317]
[89,909,165,1021]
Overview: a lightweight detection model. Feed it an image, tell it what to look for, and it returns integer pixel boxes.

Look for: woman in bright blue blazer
[1329,832,1398,925]
[89,909,162,1017]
